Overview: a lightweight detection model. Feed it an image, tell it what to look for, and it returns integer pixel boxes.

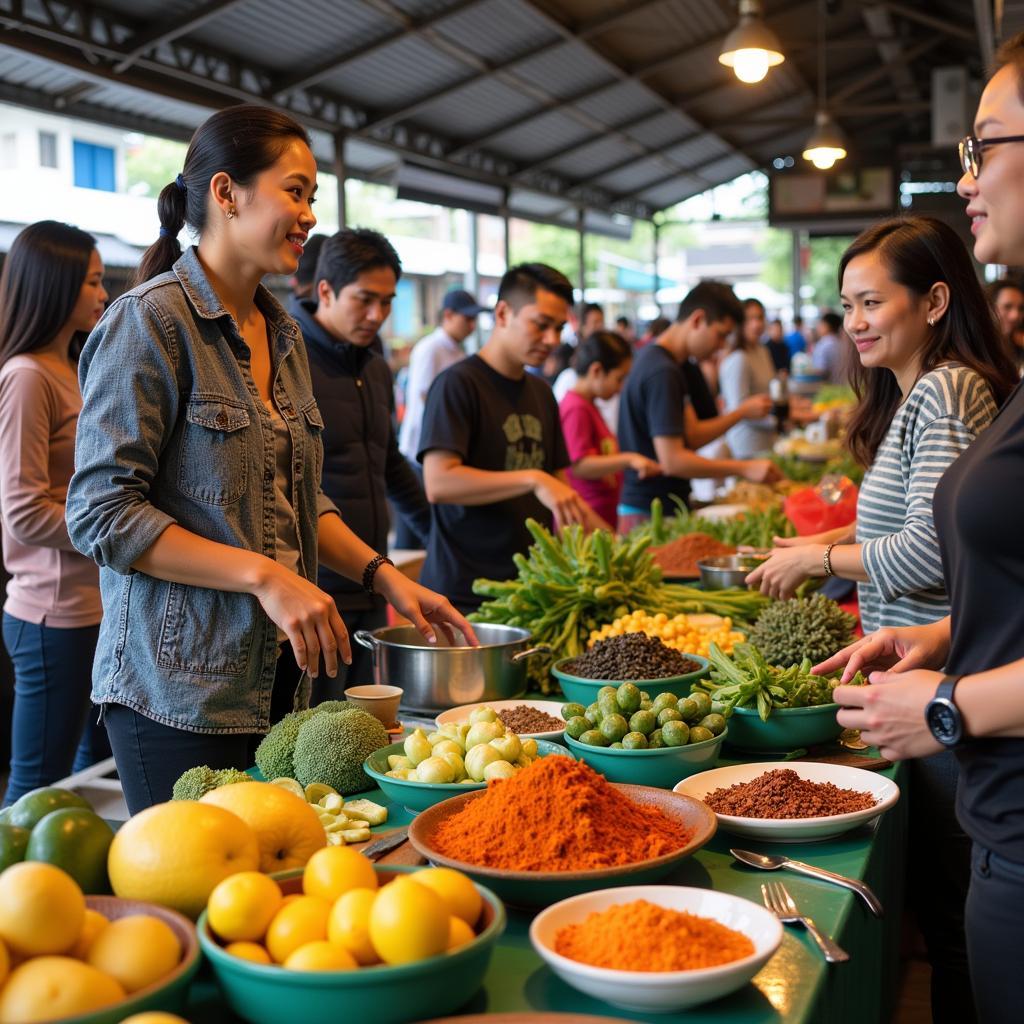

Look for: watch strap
[936,674,963,701]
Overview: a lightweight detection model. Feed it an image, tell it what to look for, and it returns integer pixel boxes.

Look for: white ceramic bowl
[674,760,900,843]
[529,885,781,1012]
[435,699,565,741]
[696,502,751,522]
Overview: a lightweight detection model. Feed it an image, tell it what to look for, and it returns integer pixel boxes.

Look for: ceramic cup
[344,684,403,727]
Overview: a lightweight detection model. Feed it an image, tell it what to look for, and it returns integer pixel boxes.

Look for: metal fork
[761,881,850,963]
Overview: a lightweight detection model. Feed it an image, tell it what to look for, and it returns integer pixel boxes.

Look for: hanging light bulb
[719,0,785,84]
[802,111,847,170]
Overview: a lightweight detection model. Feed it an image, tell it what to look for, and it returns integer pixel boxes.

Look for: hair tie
[174,173,187,195]
[159,226,175,239]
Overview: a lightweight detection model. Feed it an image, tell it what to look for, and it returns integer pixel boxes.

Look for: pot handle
[511,643,552,664]
[353,630,379,651]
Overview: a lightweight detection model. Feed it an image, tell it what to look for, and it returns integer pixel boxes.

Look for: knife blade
[359,827,410,862]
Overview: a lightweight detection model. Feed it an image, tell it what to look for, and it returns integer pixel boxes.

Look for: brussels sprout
[651,693,678,716]
[610,742,624,749]
[657,708,683,726]
[566,716,591,740]
[661,720,690,747]
[561,702,587,722]
[586,702,604,724]
[688,726,714,744]
[599,713,629,743]
[622,732,649,749]
[699,713,727,737]
[689,692,713,718]
[648,729,666,749]
[598,694,619,719]
[616,683,642,714]
[677,697,701,722]
[578,729,608,747]
[597,685,618,701]
[629,709,658,736]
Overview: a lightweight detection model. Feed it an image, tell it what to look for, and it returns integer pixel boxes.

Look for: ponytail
[573,330,632,374]
[133,104,311,286]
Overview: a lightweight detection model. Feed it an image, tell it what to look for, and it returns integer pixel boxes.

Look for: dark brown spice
[704,768,876,819]
[565,633,701,680]
[496,705,564,733]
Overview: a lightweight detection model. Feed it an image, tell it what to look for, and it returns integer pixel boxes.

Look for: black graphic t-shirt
[418,354,570,611]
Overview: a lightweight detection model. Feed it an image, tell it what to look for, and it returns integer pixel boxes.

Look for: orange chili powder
[554,900,755,971]
[428,756,692,871]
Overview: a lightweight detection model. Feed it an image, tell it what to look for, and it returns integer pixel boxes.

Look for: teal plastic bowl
[550,655,709,705]
[363,739,572,812]
[563,728,726,789]
[723,703,843,751]
[63,896,201,1024]
[198,866,505,1024]
[408,783,717,908]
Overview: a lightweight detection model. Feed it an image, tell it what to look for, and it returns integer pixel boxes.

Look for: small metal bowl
[697,553,770,590]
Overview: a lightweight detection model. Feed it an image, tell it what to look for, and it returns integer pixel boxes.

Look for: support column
[577,207,586,311]
[333,131,347,229]
[467,211,480,296]
[501,189,511,270]
[790,227,802,319]
[652,220,661,312]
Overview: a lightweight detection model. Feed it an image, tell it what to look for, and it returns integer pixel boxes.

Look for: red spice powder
[428,756,693,872]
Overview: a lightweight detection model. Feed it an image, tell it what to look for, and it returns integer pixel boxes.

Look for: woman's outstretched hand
[374,566,479,647]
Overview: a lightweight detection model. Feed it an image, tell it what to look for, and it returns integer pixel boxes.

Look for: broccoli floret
[313,700,364,715]
[254,708,318,780]
[212,767,252,787]
[292,710,389,795]
[172,765,218,801]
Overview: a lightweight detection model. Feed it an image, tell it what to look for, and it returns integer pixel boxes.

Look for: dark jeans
[966,844,1024,1023]
[1,612,111,806]
[312,603,388,703]
[105,644,302,815]
[907,752,977,1024]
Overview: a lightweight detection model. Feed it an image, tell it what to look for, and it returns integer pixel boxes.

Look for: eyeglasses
[959,134,1024,178]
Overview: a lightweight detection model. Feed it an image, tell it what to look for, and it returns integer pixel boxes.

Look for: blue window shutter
[73,140,116,191]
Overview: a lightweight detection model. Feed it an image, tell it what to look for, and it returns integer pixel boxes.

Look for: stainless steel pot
[697,553,770,590]
[353,624,550,712]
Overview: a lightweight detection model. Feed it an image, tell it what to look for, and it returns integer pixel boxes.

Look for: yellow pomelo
[303,846,377,903]
[70,909,110,960]
[412,868,482,927]
[0,956,124,1023]
[0,936,8,987]
[265,896,330,964]
[224,941,272,965]
[327,888,379,965]
[207,871,282,942]
[120,1015,191,1024]
[0,862,85,956]
[108,801,260,920]
[447,916,476,951]
[368,877,448,965]
[283,940,358,972]
[87,914,181,993]
[201,782,326,874]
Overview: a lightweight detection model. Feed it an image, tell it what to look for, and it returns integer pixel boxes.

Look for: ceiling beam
[829,34,942,105]
[875,1,978,42]
[112,0,249,74]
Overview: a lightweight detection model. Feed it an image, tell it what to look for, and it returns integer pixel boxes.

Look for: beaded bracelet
[823,543,836,578]
[362,554,394,594]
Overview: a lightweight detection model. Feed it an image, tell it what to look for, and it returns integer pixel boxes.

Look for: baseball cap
[442,289,484,317]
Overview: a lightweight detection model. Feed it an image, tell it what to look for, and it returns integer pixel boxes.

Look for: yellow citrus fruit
[368,877,449,965]
[69,909,109,960]
[265,896,330,964]
[224,941,272,965]
[120,1015,191,1024]
[413,868,482,927]
[108,801,260,920]
[283,940,358,972]
[201,782,326,873]
[0,862,85,956]
[87,914,181,994]
[327,888,379,965]
[303,846,377,903]
[0,936,8,987]
[207,871,283,943]
[447,916,476,951]
[0,956,125,1022]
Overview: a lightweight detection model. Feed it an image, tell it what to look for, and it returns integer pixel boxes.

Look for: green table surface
[190,754,907,1024]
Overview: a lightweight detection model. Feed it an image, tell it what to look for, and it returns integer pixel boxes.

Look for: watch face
[927,699,961,745]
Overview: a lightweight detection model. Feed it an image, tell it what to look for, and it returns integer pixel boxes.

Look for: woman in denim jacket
[67,105,475,812]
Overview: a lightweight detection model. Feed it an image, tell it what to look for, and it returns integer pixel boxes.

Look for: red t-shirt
[559,390,621,527]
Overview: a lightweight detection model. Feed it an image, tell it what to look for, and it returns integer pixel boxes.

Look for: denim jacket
[67,247,337,734]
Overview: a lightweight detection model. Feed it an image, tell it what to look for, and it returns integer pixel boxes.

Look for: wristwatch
[925,675,964,747]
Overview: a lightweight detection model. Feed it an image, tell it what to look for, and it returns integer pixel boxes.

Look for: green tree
[124,136,187,197]
[758,229,853,309]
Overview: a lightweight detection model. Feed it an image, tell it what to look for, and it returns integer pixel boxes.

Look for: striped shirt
[856,365,998,633]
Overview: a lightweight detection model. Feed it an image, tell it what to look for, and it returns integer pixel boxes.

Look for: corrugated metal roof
[412,77,542,137]
[437,0,556,60]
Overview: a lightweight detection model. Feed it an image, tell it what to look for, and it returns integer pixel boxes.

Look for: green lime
[661,721,690,747]
[565,716,591,740]
[699,713,727,736]
[598,694,620,719]
[561,703,587,722]
[7,788,91,831]
[657,707,682,726]
[615,683,642,714]
[586,702,604,724]
[599,713,629,743]
[677,697,701,722]
[622,732,649,750]
[628,709,658,736]
[597,686,618,701]
[579,729,608,747]
[651,693,677,715]
[689,726,714,744]
[688,692,712,718]
[648,728,666,749]
[26,808,113,893]
[0,824,29,871]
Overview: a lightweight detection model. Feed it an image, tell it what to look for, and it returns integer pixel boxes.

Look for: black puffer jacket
[292,299,430,610]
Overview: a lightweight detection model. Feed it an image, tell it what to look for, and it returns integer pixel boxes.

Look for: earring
[225,207,236,220]
[927,316,935,326]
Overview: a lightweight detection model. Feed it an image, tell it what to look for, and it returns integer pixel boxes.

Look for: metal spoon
[731,848,883,917]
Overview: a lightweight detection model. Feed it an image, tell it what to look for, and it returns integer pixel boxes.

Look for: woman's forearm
[824,542,870,582]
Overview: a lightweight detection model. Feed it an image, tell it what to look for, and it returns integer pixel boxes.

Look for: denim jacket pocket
[301,399,325,483]
[178,397,251,505]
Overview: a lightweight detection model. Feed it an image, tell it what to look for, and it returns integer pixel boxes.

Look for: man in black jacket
[293,228,432,697]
